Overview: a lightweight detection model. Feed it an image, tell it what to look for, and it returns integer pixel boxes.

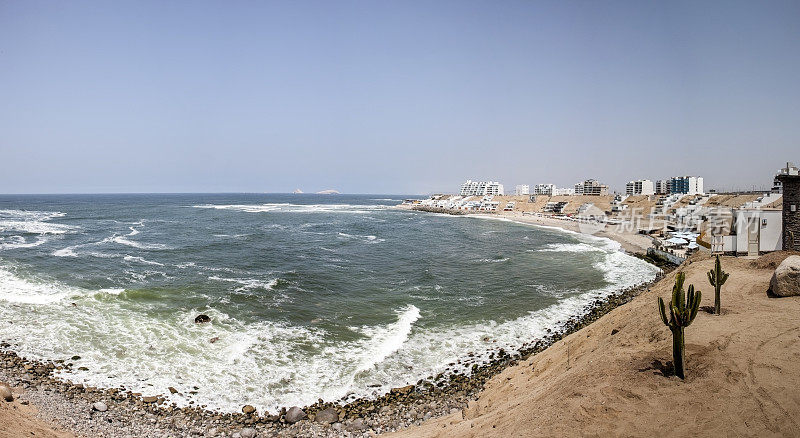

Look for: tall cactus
[706,255,729,315]
[658,272,701,379]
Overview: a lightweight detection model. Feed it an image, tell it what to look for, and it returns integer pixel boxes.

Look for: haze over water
[0,194,659,412]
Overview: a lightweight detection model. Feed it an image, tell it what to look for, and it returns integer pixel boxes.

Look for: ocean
[0,193,659,412]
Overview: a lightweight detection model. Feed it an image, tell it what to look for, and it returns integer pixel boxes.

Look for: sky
[1,0,799,195]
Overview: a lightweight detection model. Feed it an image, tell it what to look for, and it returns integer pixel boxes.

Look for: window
[793,204,797,212]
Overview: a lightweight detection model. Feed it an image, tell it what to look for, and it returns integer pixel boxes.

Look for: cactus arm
[658,297,669,326]
[688,290,701,324]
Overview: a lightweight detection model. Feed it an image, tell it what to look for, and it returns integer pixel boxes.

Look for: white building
[711,208,783,255]
[514,184,530,196]
[655,179,670,195]
[626,179,655,196]
[534,184,556,195]
[459,180,505,196]
[670,176,704,195]
[552,187,575,196]
[574,179,609,196]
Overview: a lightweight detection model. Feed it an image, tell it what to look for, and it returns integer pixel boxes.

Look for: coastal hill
[390,252,800,437]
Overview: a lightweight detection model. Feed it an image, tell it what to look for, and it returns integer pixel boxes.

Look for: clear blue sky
[1,0,798,194]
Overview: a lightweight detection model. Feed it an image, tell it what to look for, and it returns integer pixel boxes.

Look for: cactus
[658,272,701,379]
[706,255,729,315]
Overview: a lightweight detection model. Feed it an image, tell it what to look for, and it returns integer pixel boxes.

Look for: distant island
[316,189,340,195]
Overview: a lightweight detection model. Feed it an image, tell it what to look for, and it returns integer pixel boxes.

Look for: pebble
[93,401,108,412]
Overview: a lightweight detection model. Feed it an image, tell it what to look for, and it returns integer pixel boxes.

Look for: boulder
[168,387,178,394]
[390,385,414,396]
[242,405,256,415]
[240,428,257,438]
[92,401,108,412]
[770,255,800,297]
[142,396,158,403]
[349,418,367,432]
[0,383,13,402]
[194,314,211,324]
[314,407,339,424]
[285,406,307,423]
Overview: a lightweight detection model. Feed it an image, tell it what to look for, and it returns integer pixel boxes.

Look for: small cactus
[706,255,729,315]
[658,272,701,379]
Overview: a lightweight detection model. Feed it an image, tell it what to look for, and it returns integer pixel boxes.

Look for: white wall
[733,209,782,252]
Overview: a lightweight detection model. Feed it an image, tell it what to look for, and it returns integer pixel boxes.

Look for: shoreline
[397,204,655,256]
[1,208,666,437]
[1,278,664,437]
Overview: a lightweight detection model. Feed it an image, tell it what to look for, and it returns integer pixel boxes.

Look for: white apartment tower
[514,184,530,195]
[533,184,555,195]
[655,179,670,195]
[626,179,655,196]
[574,179,609,196]
[460,180,505,196]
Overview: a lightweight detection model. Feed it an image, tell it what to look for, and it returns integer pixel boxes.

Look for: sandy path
[388,254,800,437]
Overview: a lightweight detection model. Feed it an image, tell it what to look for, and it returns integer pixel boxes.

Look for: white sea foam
[0,235,49,250]
[0,265,79,304]
[123,255,164,266]
[337,232,385,243]
[478,257,509,263]
[539,243,605,253]
[112,235,169,250]
[353,305,420,373]
[208,276,279,292]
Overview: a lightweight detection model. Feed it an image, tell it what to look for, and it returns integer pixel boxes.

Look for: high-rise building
[655,179,670,195]
[669,176,704,195]
[459,180,505,196]
[514,184,530,195]
[574,179,609,196]
[626,179,655,196]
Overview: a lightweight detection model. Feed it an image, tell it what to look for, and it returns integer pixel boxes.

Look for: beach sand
[388,252,800,437]
[0,393,72,438]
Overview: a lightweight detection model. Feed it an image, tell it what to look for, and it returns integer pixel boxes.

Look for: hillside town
[402,162,800,264]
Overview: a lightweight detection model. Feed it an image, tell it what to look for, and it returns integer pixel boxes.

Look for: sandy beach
[480,210,654,255]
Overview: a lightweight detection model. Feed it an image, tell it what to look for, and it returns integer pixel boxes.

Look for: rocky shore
[1,268,665,437]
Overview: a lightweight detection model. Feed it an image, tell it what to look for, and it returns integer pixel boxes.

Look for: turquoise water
[0,194,659,412]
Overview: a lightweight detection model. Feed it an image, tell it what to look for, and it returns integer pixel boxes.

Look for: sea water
[0,193,659,412]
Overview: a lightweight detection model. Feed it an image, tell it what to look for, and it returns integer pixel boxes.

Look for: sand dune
[389,253,800,437]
